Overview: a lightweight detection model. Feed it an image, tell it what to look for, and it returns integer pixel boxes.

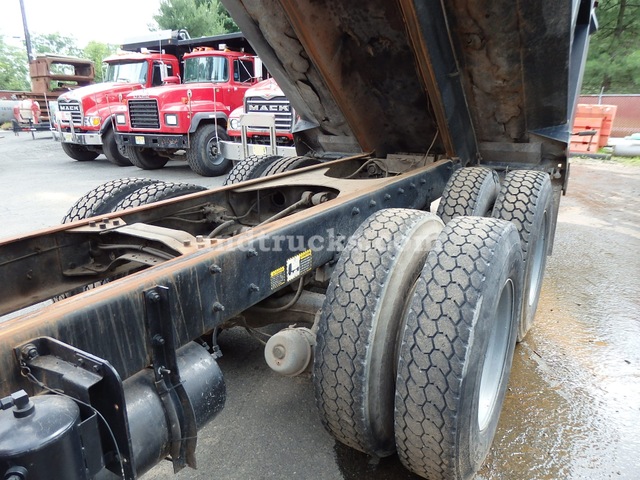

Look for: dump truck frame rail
[0,1,595,478]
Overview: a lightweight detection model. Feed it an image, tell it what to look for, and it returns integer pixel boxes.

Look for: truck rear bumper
[52,130,102,146]
[220,140,296,161]
[116,133,189,149]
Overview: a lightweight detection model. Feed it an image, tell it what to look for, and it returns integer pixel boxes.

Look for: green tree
[32,33,83,58]
[582,0,640,94]
[0,37,29,90]
[84,41,117,83]
[215,1,239,33]
[152,0,238,38]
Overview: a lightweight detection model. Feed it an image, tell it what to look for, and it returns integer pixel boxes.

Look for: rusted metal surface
[0,159,452,397]
[396,0,478,163]
[448,0,575,143]
[0,155,363,314]
[222,0,589,161]
[28,55,94,95]
[224,0,444,157]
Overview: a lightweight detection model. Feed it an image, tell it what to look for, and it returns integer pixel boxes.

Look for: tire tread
[61,178,160,223]
[260,156,319,177]
[114,182,207,210]
[315,209,437,456]
[223,154,282,185]
[395,216,520,480]
[437,167,500,223]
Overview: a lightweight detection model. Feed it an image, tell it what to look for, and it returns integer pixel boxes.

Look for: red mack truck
[53,31,251,167]
[0,1,597,479]
[114,37,265,177]
[52,30,188,166]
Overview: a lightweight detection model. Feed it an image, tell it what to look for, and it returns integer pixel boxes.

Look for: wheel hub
[478,278,514,431]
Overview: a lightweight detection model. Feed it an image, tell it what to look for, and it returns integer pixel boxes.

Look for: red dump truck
[114,37,264,176]
[52,30,187,165]
[0,1,596,479]
[53,31,252,167]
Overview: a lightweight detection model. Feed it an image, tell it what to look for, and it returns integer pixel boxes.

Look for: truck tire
[436,167,500,224]
[260,156,321,177]
[492,170,553,342]
[314,209,444,457]
[61,178,161,223]
[125,146,169,170]
[223,154,282,185]
[102,128,132,166]
[114,181,208,210]
[186,124,231,177]
[56,178,163,301]
[61,142,99,162]
[395,216,523,480]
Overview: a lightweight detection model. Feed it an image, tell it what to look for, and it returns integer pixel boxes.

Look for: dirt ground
[0,133,638,479]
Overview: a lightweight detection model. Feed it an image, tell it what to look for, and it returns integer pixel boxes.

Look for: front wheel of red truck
[187,124,231,177]
[102,128,132,166]
[125,146,169,170]
[61,142,99,162]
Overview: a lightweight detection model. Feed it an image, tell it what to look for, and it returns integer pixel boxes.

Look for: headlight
[115,114,126,125]
[165,114,178,126]
[229,118,239,130]
[84,116,101,127]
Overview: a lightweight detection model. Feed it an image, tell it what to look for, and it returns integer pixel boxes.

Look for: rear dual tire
[61,178,161,223]
[223,154,283,185]
[394,216,523,480]
[436,167,500,223]
[57,178,206,300]
[492,170,553,341]
[314,211,524,480]
[438,166,553,341]
[224,155,320,185]
[314,209,444,457]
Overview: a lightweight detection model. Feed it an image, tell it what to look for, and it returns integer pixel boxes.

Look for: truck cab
[115,46,261,176]
[222,77,297,162]
[53,51,181,166]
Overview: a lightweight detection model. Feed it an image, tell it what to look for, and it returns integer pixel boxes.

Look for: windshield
[183,56,228,83]
[104,61,148,84]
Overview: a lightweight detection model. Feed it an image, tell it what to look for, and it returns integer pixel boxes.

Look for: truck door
[230,57,255,108]
[152,61,174,87]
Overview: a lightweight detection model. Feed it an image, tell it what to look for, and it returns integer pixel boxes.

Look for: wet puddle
[479,162,640,479]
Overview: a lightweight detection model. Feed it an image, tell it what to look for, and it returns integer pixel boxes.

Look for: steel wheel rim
[478,278,514,431]
[206,136,222,164]
[527,211,547,308]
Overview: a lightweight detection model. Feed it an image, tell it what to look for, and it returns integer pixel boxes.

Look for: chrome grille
[57,99,82,125]
[128,99,160,129]
[245,96,292,131]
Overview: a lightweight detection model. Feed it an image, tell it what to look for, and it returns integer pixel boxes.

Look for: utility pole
[19,0,34,62]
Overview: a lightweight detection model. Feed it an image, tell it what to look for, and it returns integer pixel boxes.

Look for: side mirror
[162,76,180,85]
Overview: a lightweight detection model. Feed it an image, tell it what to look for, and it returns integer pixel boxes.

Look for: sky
[1,0,163,48]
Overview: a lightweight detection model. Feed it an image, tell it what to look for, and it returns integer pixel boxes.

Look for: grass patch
[611,156,640,166]
[570,154,640,166]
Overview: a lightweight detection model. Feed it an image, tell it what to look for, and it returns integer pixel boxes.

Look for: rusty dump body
[223,0,594,172]
[0,1,595,479]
